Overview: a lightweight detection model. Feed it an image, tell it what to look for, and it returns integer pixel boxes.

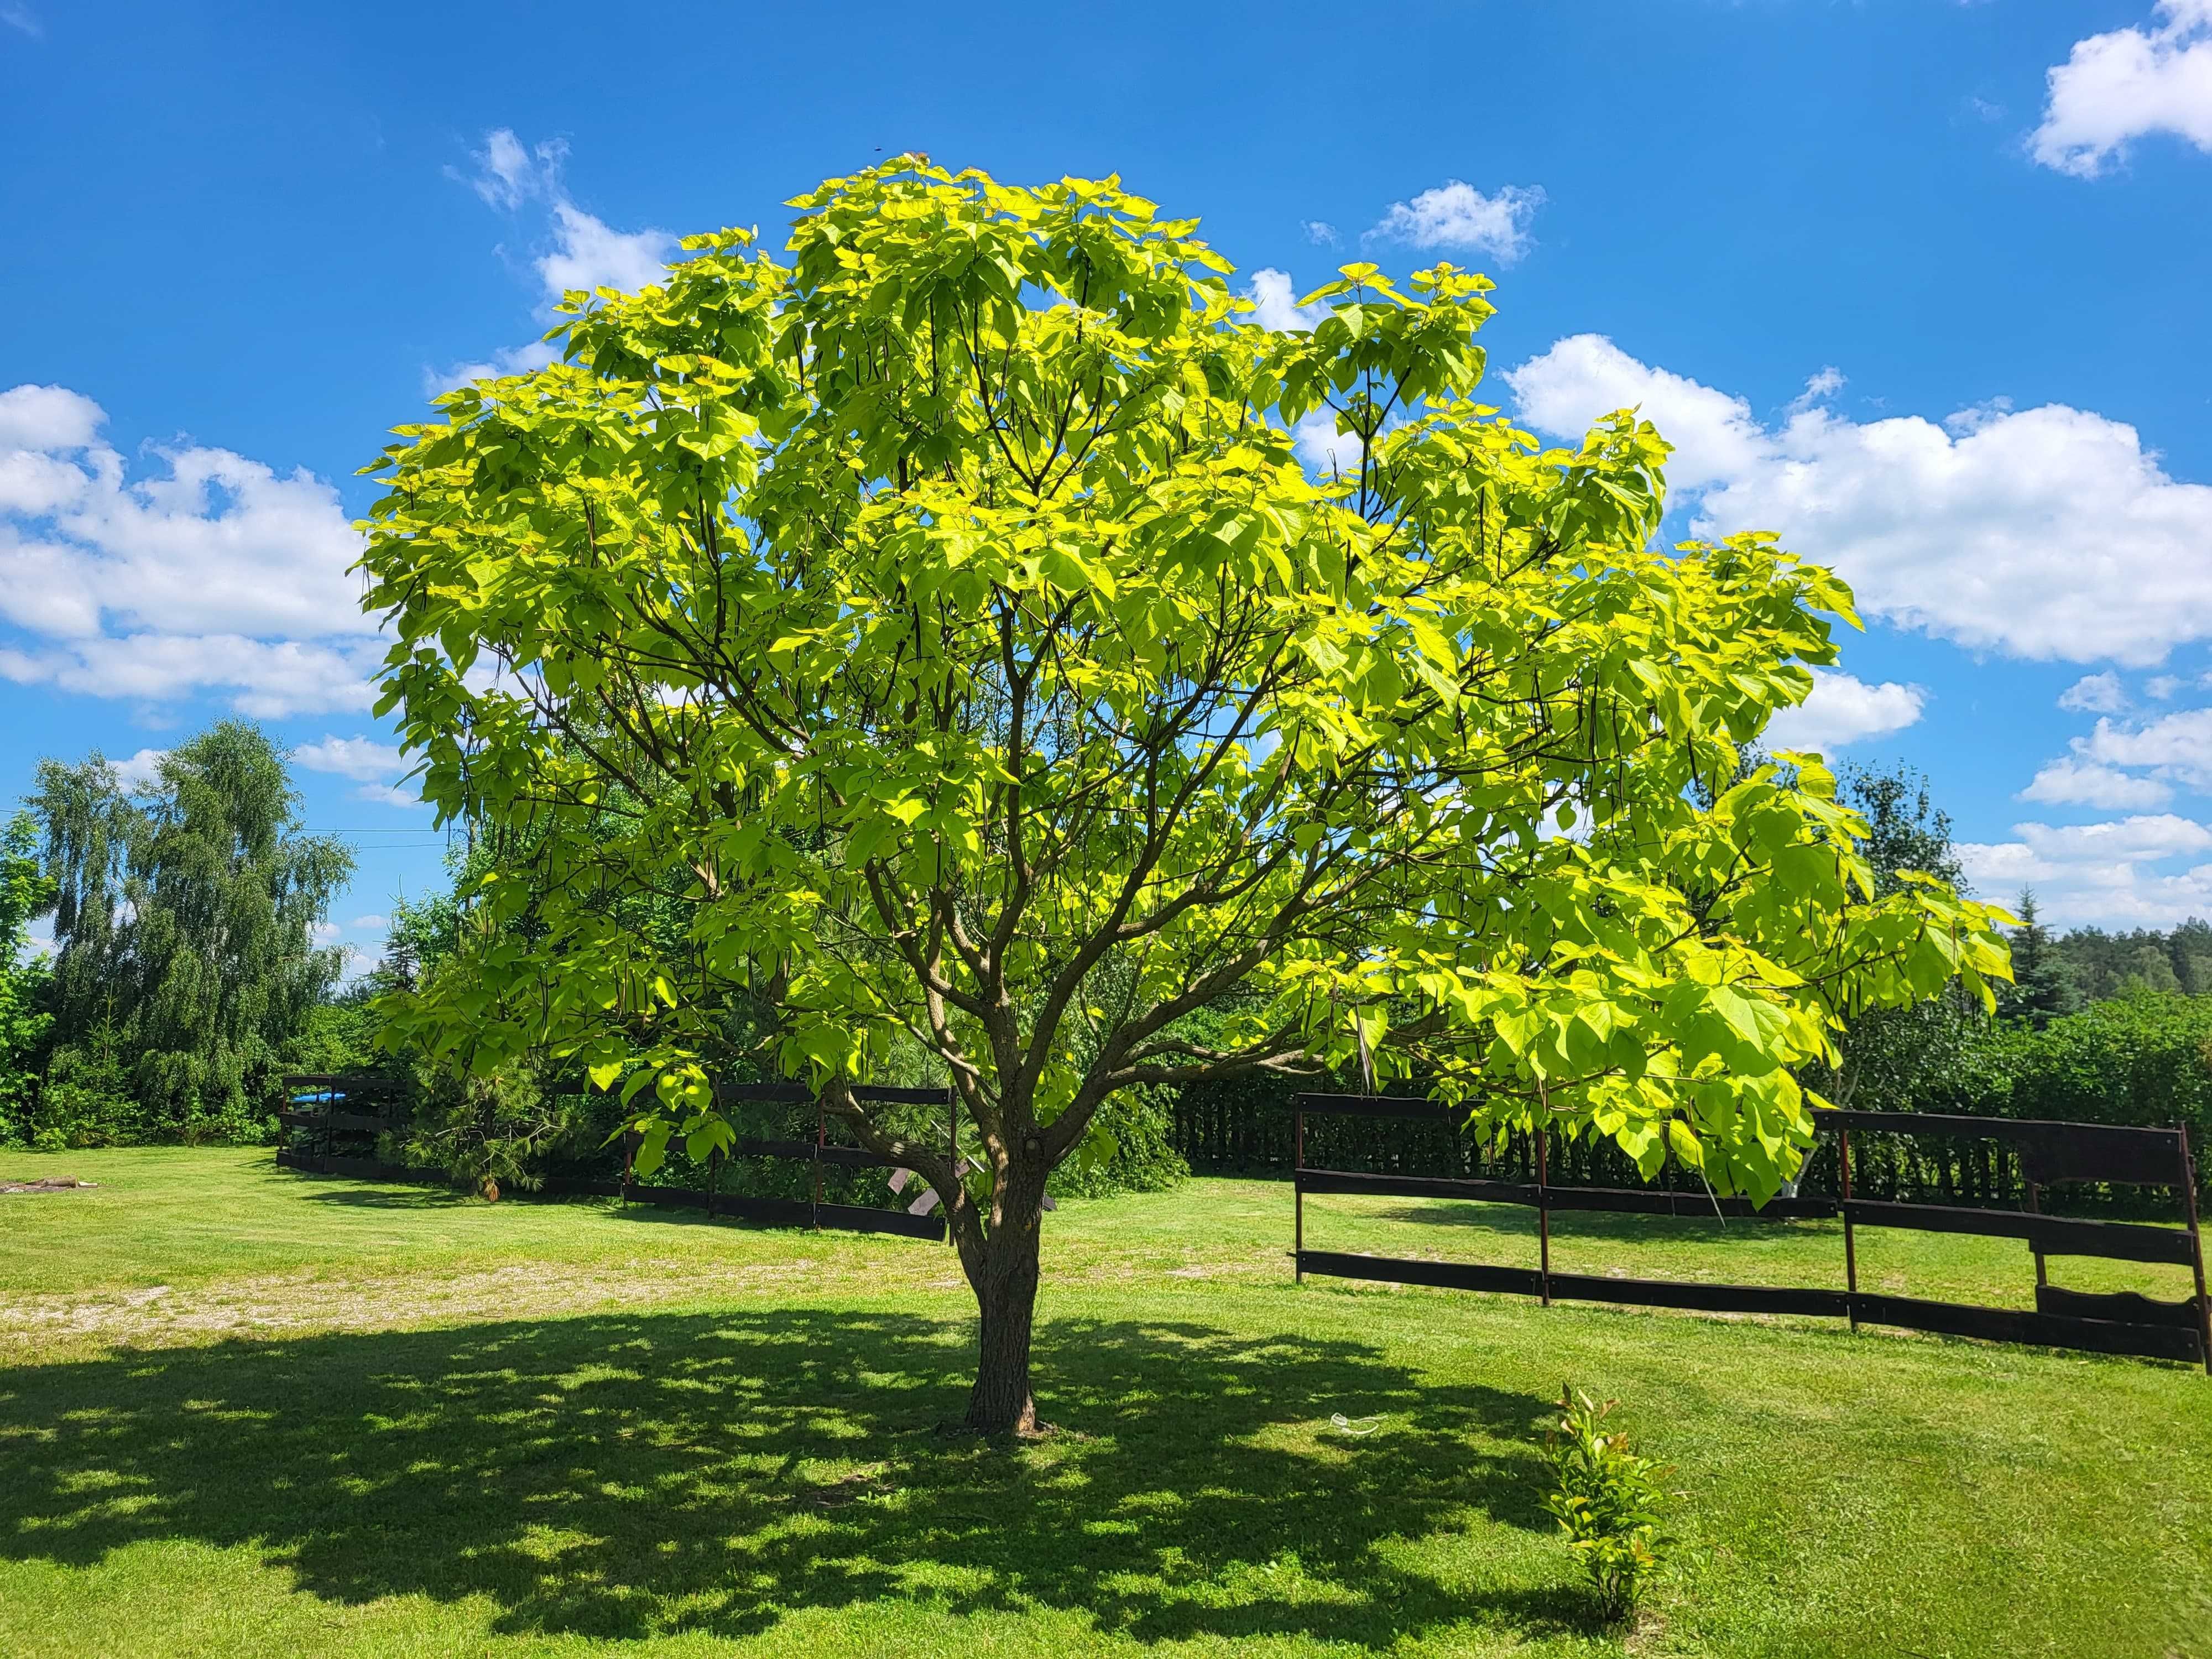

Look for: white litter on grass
[1329,1412,1382,1437]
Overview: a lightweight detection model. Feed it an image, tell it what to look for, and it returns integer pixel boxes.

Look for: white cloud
[2019,704,2212,812]
[352,782,428,810]
[294,734,423,807]
[1366,181,1545,263]
[0,389,374,715]
[1302,221,1339,246]
[2076,706,2212,789]
[1959,813,2212,927]
[539,201,677,300]
[424,340,560,397]
[1505,335,2212,666]
[2059,672,2130,714]
[2018,757,2173,810]
[2147,674,2185,700]
[456,127,675,305]
[435,129,676,390]
[0,3,39,38]
[1762,670,1925,754]
[1291,410,1363,479]
[2031,0,2212,178]
[1246,269,1329,333]
[1504,334,1768,492]
[0,634,377,719]
[294,735,406,782]
[110,747,167,792]
[458,129,565,211]
[349,914,389,932]
[312,921,343,943]
[1787,367,1846,416]
[0,383,100,450]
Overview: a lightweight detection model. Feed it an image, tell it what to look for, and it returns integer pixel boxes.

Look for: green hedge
[1945,990,2212,1141]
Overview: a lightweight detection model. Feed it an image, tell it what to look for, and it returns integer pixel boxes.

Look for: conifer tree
[1999,889,2078,1029]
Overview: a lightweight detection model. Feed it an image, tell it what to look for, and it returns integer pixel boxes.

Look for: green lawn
[2,1148,2208,1657]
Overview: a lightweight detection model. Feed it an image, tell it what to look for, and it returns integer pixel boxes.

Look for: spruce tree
[1999,889,2079,1028]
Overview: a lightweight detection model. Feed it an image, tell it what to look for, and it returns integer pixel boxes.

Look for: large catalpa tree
[360,159,2011,1434]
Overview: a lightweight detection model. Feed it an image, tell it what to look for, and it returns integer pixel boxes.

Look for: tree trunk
[961,1161,1047,1436]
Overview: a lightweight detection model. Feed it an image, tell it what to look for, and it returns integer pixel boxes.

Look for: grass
[2,1148,2209,1657]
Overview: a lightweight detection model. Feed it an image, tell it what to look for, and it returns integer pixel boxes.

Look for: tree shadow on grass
[299,1187,478,1210]
[0,1308,1584,1648]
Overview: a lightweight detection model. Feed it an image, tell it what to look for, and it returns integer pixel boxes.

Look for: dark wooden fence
[275,1075,958,1244]
[1291,1094,2211,1369]
[276,1074,415,1179]
[1180,1081,2208,1213]
[596,1083,954,1241]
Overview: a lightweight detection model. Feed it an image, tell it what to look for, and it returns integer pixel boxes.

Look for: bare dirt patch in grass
[0,1256,857,1363]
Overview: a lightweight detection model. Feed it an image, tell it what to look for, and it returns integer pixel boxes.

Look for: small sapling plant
[1544,1385,1668,1623]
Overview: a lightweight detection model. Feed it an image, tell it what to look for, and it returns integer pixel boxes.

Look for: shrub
[1989,989,2212,1136]
[1048,1084,1189,1198]
[1543,1385,1667,1624]
[33,1030,141,1147]
[398,1056,585,1199]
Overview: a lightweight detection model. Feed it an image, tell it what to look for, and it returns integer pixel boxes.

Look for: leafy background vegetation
[2,729,2209,1204]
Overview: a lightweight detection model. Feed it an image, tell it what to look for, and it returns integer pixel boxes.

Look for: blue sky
[4,0,2211,962]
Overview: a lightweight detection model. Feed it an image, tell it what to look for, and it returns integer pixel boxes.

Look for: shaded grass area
[0,1307,1582,1656]
[2,1149,2210,1656]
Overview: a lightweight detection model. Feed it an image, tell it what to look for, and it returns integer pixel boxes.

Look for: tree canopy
[0,813,54,1142]
[31,721,353,1140]
[1803,762,1988,1114]
[360,159,2011,1431]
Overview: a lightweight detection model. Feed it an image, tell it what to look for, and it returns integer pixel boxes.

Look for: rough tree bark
[954,1142,1050,1436]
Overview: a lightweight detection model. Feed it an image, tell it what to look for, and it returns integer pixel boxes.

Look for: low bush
[1543,1385,1667,1624]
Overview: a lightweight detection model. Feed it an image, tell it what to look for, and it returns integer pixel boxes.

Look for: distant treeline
[7,742,2210,1214]
[2042,920,2212,1005]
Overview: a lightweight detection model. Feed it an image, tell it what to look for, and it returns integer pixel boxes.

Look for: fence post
[2024,1176,2048,1294]
[1839,1125,1859,1332]
[1536,1124,1552,1308]
[2178,1125,2211,1378]
[812,1095,825,1230]
[1293,1107,1305,1282]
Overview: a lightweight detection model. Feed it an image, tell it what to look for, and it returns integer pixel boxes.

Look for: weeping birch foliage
[33,722,353,1134]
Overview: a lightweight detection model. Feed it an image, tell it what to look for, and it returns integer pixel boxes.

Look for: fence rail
[1290,1094,2211,1370]
[275,1074,958,1244]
